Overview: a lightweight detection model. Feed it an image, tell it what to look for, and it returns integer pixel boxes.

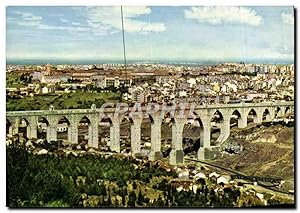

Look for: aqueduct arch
[230,109,242,128]
[78,115,91,145]
[6,101,294,164]
[56,116,71,142]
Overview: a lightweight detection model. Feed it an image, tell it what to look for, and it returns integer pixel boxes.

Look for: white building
[247,66,255,73]
[57,123,68,132]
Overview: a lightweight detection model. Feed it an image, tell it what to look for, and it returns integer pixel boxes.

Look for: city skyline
[5,5,295,208]
[7,6,294,63]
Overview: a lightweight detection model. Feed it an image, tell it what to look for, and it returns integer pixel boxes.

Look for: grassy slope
[6,91,120,111]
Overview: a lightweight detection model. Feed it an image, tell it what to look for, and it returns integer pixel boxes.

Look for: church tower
[46,63,51,75]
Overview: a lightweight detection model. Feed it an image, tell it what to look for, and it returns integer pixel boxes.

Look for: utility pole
[120,6,128,101]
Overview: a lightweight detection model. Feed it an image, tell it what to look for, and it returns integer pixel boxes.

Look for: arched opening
[275,107,281,118]
[161,112,173,157]
[211,110,224,146]
[182,115,202,159]
[18,118,29,138]
[38,117,49,139]
[247,109,257,126]
[262,108,271,122]
[78,116,91,146]
[99,117,112,151]
[56,116,70,142]
[120,117,131,154]
[6,119,12,136]
[230,110,242,129]
[285,106,291,116]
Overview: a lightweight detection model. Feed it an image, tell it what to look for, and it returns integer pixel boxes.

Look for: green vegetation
[6,91,121,111]
[7,142,177,207]
[6,73,32,88]
[7,141,280,208]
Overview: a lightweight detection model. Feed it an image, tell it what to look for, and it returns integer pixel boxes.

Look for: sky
[6,6,294,64]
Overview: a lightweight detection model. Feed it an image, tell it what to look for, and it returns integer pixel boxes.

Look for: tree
[7,141,29,207]
[132,182,137,190]
[128,191,136,207]
[106,191,112,207]
[154,195,165,207]
[136,190,144,206]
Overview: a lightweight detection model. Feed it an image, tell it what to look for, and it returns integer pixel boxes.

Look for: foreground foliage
[7,141,288,208]
[7,142,176,207]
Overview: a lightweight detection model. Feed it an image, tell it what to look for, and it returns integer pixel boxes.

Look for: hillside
[212,123,294,191]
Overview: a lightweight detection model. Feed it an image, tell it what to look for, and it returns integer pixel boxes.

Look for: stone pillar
[170,117,186,165]
[69,124,78,144]
[130,118,142,156]
[217,115,230,143]
[25,125,31,138]
[68,115,79,144]
[254,110,263,124]
[149,115,163,161]
[200,128,204,147]
[198,115,211,160]
[89,122,98,148]
[88,124,93,145]
[238,114,248,128]
[110,118,120,153]
[237,108,248,129]
[202,118,211,148]
[46,125,50,141]
[47,124,57,142]
[67,126,72,142]
[45,115,58,142]
[8,125,13,135]
[26,124,37,139]
[86,113,99,148]
[27,116,38,139]
[12,117,20,135]
[92,115,99,149]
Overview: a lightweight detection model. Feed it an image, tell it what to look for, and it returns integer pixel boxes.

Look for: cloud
[184,6,262,26]
[38,24,90,32]
[281,12,294,25]
[7,11,90,33]
[7,6,166,37]
[84,6,166,33]
[8,11,42,26]
[272,43,294,55]
[71,22,81,26]
[60,18,69,23]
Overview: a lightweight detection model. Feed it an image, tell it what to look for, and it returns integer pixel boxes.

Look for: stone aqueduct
[6,101,294,165]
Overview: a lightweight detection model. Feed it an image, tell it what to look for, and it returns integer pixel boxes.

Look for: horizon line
[6,58,295,65]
